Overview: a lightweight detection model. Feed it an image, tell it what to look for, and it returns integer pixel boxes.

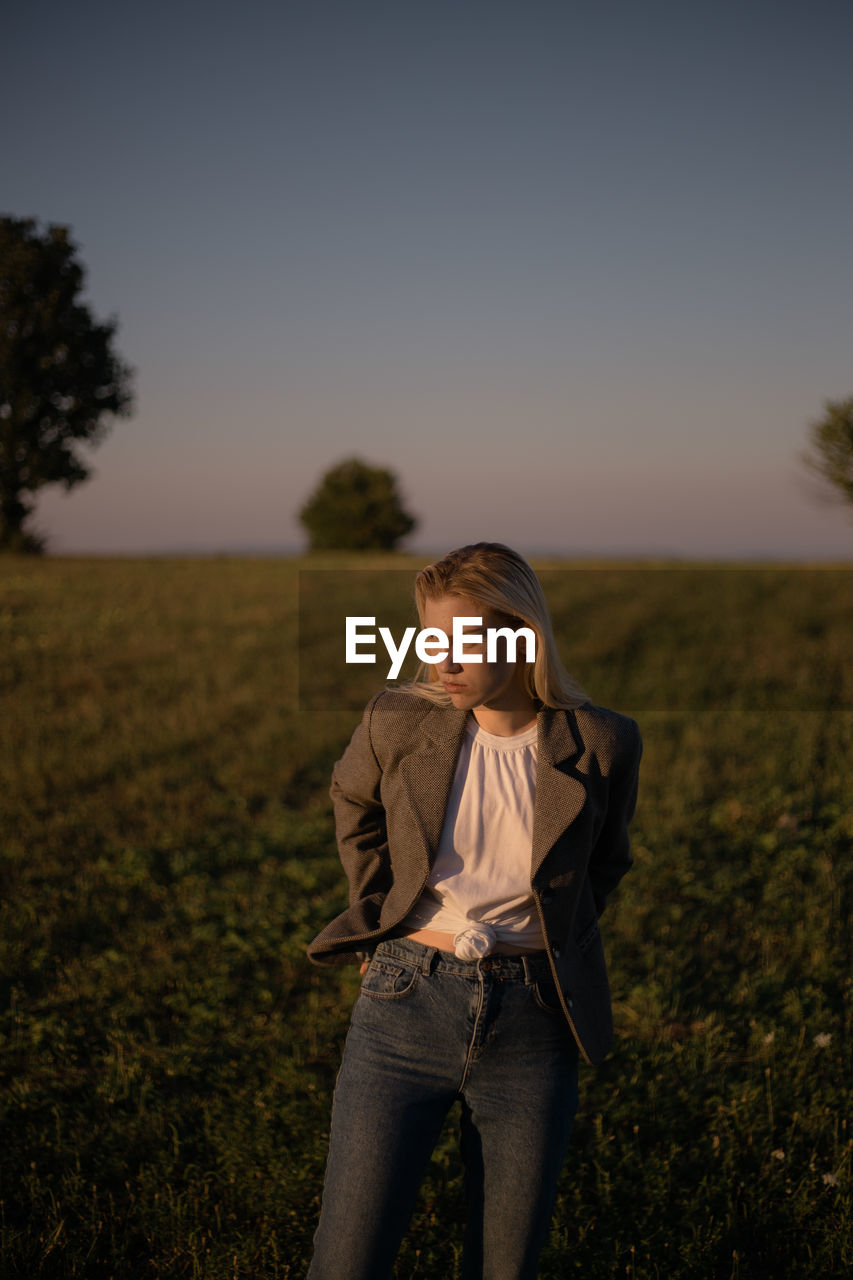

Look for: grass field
[1,554,851,1278]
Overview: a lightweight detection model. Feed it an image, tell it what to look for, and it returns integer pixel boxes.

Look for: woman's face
[421,594,534,717]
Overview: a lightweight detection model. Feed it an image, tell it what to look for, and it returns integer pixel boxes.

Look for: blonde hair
[408,542,588,709]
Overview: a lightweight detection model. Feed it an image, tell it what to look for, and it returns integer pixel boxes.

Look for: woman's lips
[443,683,466,692]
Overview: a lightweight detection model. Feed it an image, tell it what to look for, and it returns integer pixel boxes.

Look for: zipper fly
[457,965,487,1093]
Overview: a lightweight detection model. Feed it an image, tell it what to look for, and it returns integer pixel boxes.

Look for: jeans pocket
[532,975,564,1014]
[359,956,420,1001]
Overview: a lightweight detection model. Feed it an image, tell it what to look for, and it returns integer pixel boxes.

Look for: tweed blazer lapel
[531,708,587,878]
[397,702,470,873]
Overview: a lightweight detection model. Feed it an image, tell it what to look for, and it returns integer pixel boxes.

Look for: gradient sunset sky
[4,0,852,559]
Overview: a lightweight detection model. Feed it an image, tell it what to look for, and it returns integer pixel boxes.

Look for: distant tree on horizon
[299,457,417,551]
[0,216,134,553]
[799,396,853,522]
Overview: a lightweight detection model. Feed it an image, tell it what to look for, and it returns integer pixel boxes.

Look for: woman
[306,543,642,1280]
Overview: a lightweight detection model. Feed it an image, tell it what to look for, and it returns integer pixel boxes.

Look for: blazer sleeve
[329,693,392,905]
[587,716,642,917]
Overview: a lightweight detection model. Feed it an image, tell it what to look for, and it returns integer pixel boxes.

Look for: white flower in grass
[772,1149,785,1161]
[813,1032,832,1049]
[763,1031,775,1045]
[822,1173,839,1187]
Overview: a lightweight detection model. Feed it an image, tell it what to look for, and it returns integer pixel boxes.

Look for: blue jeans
[307,938,579,1280]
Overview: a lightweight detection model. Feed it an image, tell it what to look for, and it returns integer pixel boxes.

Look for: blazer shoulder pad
[364,687,439,747]
[574,701,641,757]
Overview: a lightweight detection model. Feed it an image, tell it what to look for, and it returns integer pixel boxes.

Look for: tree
[0,216,134,552]
[299,457,417,551]
[799,396,853,518]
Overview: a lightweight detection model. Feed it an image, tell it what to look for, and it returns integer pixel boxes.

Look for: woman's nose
[436,653,462,675]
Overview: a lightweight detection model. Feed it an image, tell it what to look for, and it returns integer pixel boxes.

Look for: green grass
[1,555,851,1277]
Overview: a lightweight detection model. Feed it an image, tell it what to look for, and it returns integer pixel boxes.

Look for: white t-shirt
[401,716,545,957]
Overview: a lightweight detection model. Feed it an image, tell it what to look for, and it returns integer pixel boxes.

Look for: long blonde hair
[408,542,588,709]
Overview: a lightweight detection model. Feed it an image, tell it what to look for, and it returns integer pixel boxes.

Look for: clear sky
[4,0,852,559]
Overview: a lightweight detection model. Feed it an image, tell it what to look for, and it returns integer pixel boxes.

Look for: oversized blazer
[307,689,642,1065]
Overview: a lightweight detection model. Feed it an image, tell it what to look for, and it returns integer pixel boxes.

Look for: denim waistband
[374,936,553,983]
